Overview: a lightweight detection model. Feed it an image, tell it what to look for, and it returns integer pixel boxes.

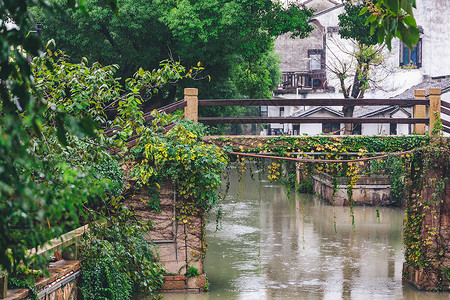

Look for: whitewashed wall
[415,0,450,79]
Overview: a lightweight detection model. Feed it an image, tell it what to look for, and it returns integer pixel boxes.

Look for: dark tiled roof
[392,78,450,99]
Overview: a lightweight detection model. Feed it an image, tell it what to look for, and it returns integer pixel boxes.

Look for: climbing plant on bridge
[403,140,450,291]
[219,135,430,213]
[131,114,229,213]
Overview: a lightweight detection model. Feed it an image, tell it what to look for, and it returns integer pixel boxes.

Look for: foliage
[80,208,165,299]
[234,52,282,99]
[222,135,430,208]
[185,265,199,278]
[221,135,430,155]
[0,0,92,274]
[330,2,386,133]
[296,163,314,194]
[1,29,199,282]
[30,0,168,81]
[360,0,419,50]
[2,2,228,298]
[331,2,386,134]
[80,256,133,300]
[339,2,378,46]
[31,0,314,102]
[371,154,408,204]
[131,117,229,212]
[7,277,39,300]
[403,141,450,291]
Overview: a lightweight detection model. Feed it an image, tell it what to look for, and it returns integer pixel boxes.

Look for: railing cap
[414,89,426,97]
[184,88,198,96]
[429,88,441,96]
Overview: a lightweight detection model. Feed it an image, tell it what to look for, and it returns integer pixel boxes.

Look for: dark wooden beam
[441,106,450,117]
[198,117,429,124]
[143,100,187,122]
[442,119,450,128]
[441,101,450,110]
[198,98,429,107]
[443,126,450,134]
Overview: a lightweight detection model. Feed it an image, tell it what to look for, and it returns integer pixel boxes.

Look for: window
[390,123,397,135]
[260,106,268,117]
[352,123,361,135]
[308,49,324,70]
[322,123,340,134]
[280,107,284,117]
[400,39,422,68]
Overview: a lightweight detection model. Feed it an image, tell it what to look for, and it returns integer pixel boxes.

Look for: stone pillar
[184,88,198,122]
[429,88,442,137]
[414,89,426,134]
[403,150,450,291]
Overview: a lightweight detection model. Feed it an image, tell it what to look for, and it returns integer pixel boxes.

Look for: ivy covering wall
[403,141,450,291]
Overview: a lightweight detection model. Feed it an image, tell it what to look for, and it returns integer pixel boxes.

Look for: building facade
[268,0,450,136]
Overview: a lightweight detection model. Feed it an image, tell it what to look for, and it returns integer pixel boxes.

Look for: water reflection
[162,170,449,300]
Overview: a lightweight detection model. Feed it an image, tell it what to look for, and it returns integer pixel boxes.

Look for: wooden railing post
[0,272,7,299]
[414,89,426,134]
[184,88,198,122]
[429,88,442,136]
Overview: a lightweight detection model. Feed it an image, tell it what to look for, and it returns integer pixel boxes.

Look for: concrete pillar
[413,89,426,134]
[429,88,442,137]
[184,88,198,122]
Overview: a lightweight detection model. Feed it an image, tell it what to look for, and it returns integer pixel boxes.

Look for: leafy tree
[332,1,420,134]
[31,0,314,102]
[327,2,385,134]
[234,52,282,99]
[0,0,199,277]
[361,0,419,50]
[0,0,118,274]
[31,0,171,81]
[339,2,378,47]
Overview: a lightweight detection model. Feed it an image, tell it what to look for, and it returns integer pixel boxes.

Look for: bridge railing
[441,97,450,134]
[181,88,445,136]
[0,222,110,299]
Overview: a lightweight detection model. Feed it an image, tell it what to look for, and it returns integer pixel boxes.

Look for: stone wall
[310,172,394,206]
[123,182,207,293]
[403,149,450,291]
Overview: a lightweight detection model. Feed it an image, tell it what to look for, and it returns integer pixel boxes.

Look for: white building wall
[415,0,450,78]
[299,123,322,135]
[392,110,411,135]
[362,123,390,135]
[271,1,450,136]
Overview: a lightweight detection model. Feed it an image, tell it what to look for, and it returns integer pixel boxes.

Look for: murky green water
[162,170,449,300]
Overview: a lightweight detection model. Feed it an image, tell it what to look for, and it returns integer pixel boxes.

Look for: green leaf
[407,0,416,7]
[404,15,417,28]
[377,28,385,44]
[367,13,377,24]
[387,0,399,15]
[389,18,398,34]
[408,26,420,45]
[401,0,414,15]
[359,7,368,15]
[370,22,377,36]
[56,116,68,146]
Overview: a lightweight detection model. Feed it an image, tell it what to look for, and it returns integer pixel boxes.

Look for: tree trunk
[343,105,354,135]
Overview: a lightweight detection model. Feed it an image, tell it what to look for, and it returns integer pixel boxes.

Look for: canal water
[162,169,449,300]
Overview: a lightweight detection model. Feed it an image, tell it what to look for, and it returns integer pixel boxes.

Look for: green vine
[403,139,450,291]
[8,277,39,300]
[131,117,228,213]
[80,208,165,299]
